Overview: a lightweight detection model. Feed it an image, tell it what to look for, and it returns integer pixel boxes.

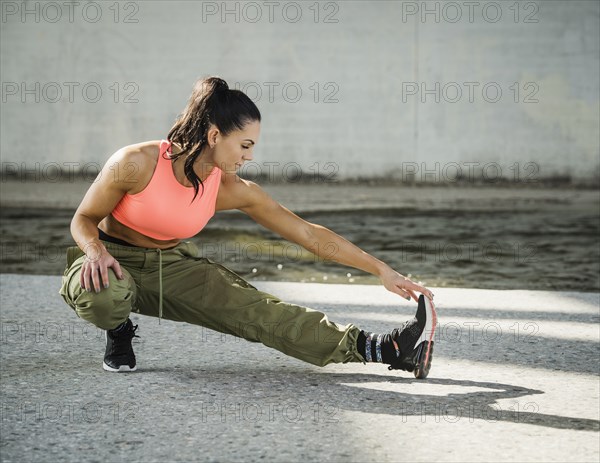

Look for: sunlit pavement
[1,274,598,462]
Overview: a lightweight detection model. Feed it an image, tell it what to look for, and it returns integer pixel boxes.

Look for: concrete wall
[1,0,598,184]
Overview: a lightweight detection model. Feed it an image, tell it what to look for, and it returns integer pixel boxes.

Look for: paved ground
[1,274,598,462]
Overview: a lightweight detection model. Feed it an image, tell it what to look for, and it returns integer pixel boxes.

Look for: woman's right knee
[66,267,137,330]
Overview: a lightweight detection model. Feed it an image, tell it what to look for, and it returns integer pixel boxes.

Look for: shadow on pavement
[138,367,600,432]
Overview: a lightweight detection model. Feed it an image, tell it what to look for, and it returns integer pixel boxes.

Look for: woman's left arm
[230,179,434,303]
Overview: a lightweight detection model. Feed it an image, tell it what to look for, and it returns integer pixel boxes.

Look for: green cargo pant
[58,239,364,367]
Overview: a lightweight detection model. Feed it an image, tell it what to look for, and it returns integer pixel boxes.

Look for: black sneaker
[388,294,437,379]
[103,318,139,372]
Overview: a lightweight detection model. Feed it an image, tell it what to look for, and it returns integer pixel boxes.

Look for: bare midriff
[98,214,182,249]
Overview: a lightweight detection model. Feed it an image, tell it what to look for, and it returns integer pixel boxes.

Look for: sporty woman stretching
[59,76,437,378]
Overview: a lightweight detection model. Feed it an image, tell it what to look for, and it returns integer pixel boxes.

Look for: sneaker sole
[414,296,437,379]
[102,362,137,372]
[413,341,434,379]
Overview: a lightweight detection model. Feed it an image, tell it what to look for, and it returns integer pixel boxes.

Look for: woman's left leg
[134,242,366,367]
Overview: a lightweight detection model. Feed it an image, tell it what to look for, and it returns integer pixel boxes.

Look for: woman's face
[209,120,260,173]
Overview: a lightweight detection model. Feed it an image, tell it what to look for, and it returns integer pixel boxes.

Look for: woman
[59,76,437,378]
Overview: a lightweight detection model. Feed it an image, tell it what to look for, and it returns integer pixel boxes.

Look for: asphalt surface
[1,274,598,462]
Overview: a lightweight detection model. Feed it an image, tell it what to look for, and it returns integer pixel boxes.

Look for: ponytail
[167,76,261,202]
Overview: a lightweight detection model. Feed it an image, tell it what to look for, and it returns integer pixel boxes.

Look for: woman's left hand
[378,265,434,302]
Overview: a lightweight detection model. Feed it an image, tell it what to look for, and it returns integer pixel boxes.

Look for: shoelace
[107,323,140,356]
[112,323,140,340]
[131,324,140,339]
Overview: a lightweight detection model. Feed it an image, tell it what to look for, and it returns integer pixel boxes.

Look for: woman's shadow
[146,366,599,432]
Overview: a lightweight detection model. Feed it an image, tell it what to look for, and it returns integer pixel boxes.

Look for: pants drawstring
[156,248,163,324]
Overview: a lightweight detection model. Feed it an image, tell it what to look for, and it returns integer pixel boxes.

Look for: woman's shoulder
[218,169,249,189]
[216,171,265,211]
[106,140,163,193]
[117,140,162,161]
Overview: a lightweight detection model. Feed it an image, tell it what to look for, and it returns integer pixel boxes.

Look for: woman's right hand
[80,243,125,292]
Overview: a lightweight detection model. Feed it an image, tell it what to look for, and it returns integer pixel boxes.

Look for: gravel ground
[1,181,598,291]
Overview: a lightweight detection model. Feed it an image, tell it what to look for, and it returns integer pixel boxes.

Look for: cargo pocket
[58,246,86,312]
[206,258,258,291]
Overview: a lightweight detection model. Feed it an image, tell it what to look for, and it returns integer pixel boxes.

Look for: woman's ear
[207,126,219,148]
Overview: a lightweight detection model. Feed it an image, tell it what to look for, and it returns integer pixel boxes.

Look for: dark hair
[166,76,261,202]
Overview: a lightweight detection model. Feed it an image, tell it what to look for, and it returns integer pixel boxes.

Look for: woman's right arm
[70,148,138,293]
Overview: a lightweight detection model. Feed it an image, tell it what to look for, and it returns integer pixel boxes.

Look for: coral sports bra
[111,140,222,240]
